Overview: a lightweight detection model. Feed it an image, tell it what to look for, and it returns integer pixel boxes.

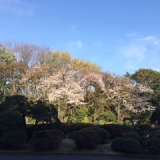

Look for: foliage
[111,137,142,153]
[0,130,26,149]
[30,100,58,126]
[33,129,66,139]
[123,132,142,143]
[36,122,63,132]
[80,127,110,144]
[136,124,152,141]
[71,58,100,72]
[102,124,132,139]
[0,76,10,102]
[98,111,117,124]
[62,123,93,134]
[0,43,159,128]
[139,111,152,124]
[122,138,142,153]
[143,137,160,153]
[30,129,65,151]
[111,137,125,152]
[139,124,152,131]
[0,45,28,95]
[150,130,160,139]
[26,124,35,141]
[0,95,30,127]
[0,111,24,137]
[131,68,160,90]
[0,45,15,63]
[131,68,160,107]
[150,108,160,123]
[68,107,90,123]
[0,110,26,149]
[68,130,101,149]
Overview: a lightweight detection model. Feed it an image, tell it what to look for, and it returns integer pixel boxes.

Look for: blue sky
[0,0,160,75]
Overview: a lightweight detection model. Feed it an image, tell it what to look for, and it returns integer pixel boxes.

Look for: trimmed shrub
[26,124,35,141]
[122,138,142,153]
[0,130,26,149]
[68,130,101,149]
[150,130,160,138]
[80,127,110,144]
[62,123,93,134]
[111,137,125,152]
[30,129,65,151]
[154,133,160,139]
[139,124,152,131]
[123,132,142,143]
[111,137,142,153]
[36,119,62,132]
[0,111,24,136]
[102,124,132,138]
[143,137,160,154]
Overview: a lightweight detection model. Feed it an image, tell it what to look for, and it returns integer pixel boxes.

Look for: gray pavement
[0,153,159,160]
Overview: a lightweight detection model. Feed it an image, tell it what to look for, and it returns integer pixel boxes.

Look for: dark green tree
[30,100,58,127]
[0,111,26,149]
[0,95,31,127]
[0,76,11,102]
[0,45,28,95]
[131,68,160,122]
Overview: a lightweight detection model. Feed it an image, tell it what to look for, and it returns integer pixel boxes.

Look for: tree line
[0,41,160,125]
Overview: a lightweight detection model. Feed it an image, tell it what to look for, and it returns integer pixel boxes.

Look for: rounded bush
[137,130,150,141]
[62,123,92,134]
[33,129,66,139]
[0,111,24,135]
[102,124,132,139]
[30,129,65,151]
[26,125,35,141]
[143,137,160,154]
[123,132,142,143]
[80,127,110,144]
[0,130,26,149]
[111,137,125,152]
[150,130,160,138]
[139,124,152,131]
[68,130,101,149]
[154,133,160,139]
[122,138,142,153]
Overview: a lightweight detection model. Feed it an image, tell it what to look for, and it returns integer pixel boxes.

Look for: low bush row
[68,126,110,149]
[30,129,66,151]
[111,137,142,153]
[1,110,160,153]
[111,132,160,154]
[0,111,27,149]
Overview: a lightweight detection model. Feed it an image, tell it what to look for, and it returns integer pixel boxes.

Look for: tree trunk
[11,80,16,95]
[117,103,121,122]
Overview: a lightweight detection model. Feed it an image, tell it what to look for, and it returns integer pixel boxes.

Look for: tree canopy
[0,42,159,124]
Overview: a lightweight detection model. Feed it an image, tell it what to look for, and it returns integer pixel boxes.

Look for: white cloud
[76,40,83,49]
[138,36,160,45]
[69,40,83,50]
[94,41,103,48]
[122,43,146,60]
[120,34,160,73]
[71,25,77,31]
[0,0,35,16]
[127,32,140,38]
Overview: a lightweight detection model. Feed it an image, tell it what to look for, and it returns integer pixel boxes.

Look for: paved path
[0,153,159,160]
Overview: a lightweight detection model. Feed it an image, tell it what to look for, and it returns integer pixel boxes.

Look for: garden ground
[0,139,159,160]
